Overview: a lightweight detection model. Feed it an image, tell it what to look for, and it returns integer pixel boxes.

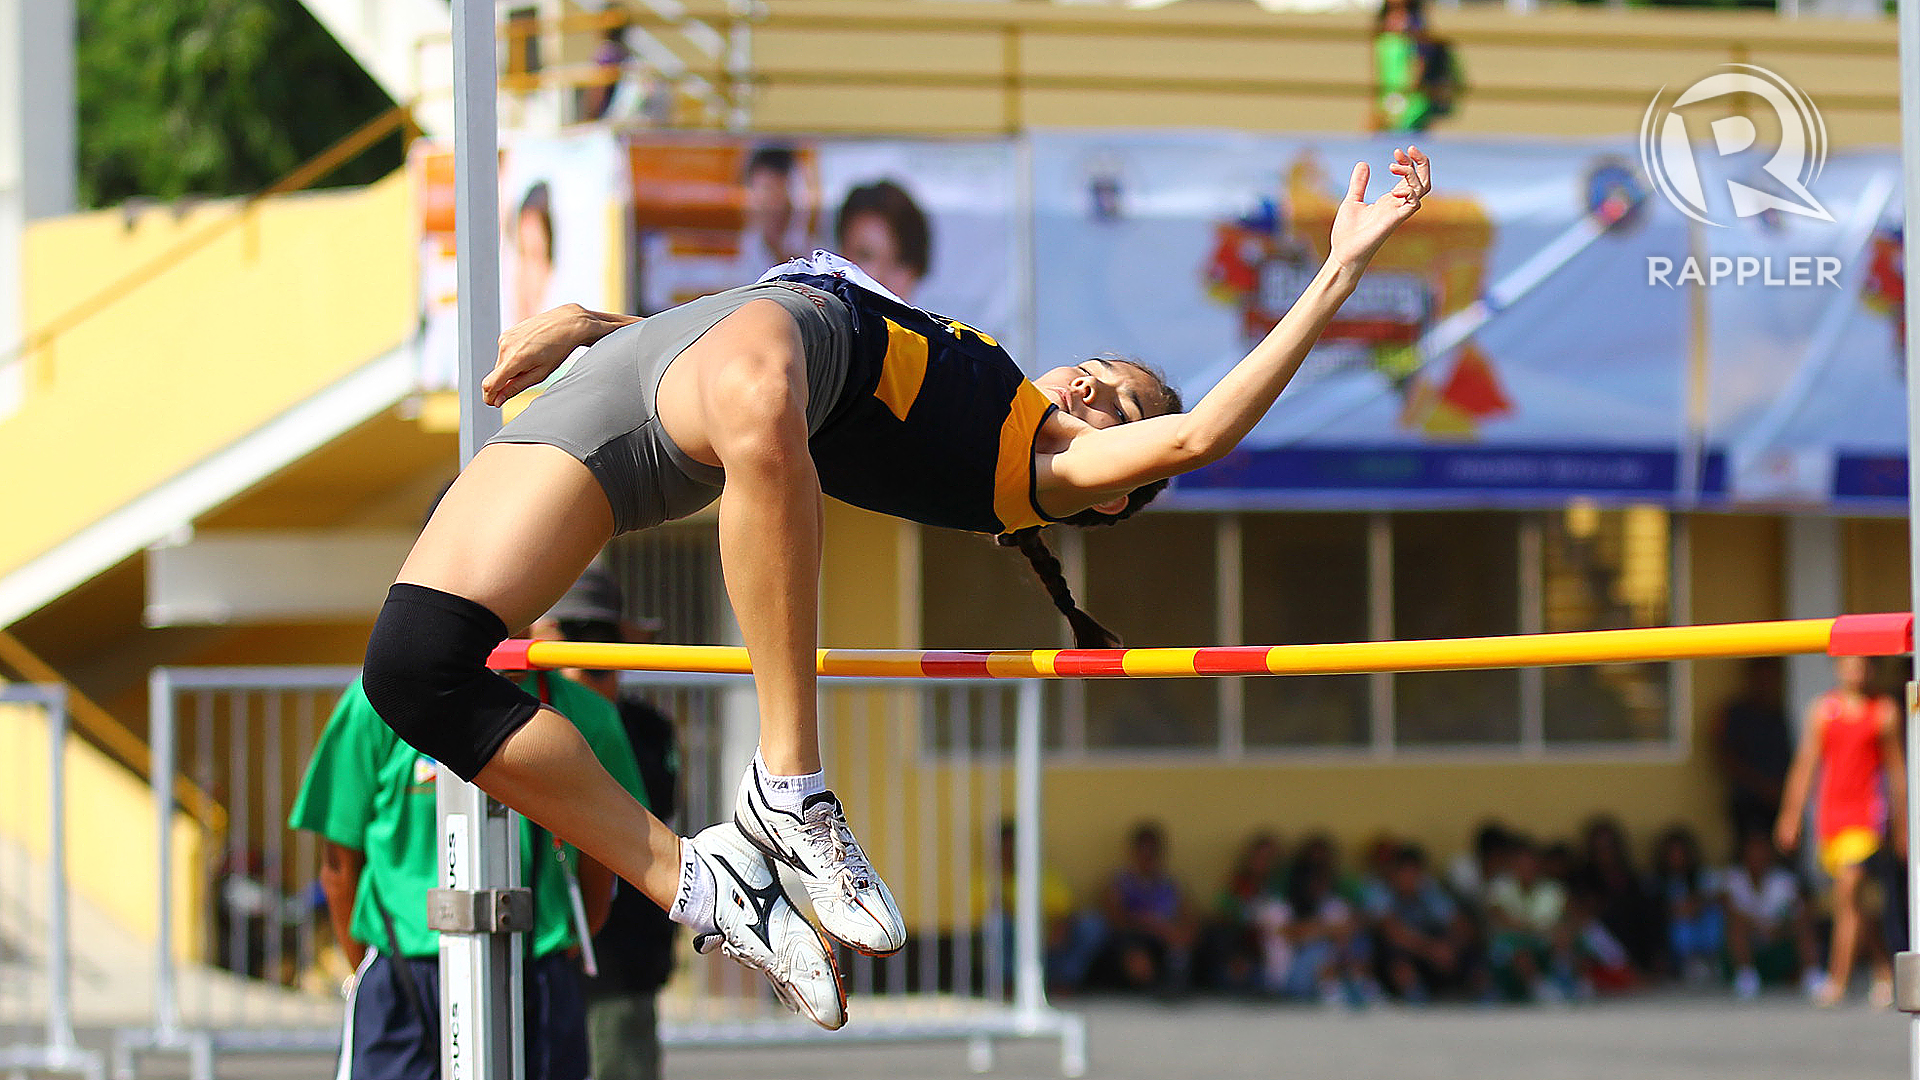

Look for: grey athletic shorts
[489,280,853,535]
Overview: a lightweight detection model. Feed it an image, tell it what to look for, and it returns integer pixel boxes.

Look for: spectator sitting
[1724,828,1821,1000]
[1486,835,1580,1002]
[1097,821,1198,994]
[1201,831,1289,992]
[969,821,1084,996]
[1256,853,1380,1007]
[1710,657,1794,845]
[1294,832,1368,907]
[1571,815,1662,976]
[1652,824,1726,985]
[1355,832,1404,911]
[1368,844,1484,1003]
[1448,820,1514,915]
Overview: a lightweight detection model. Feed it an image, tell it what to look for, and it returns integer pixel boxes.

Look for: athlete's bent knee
[362,583,540,781]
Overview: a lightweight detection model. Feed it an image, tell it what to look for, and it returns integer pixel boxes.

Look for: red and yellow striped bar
[486,612,1913,678]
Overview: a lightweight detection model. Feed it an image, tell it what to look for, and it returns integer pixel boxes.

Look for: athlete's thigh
[654,298,808,469]
[395,442,616,632]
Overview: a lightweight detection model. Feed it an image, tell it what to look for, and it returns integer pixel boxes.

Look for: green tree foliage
[77,0,404,208]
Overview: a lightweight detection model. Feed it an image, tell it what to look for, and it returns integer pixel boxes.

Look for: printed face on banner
[626,136,1018,350]
[413,133,625,392]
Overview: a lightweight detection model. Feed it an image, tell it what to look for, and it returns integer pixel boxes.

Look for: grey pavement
[35,992,1914,1080]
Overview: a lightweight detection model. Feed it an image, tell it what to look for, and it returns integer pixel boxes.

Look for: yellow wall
[2,172,416,582]
[739,1,1899,144]
[0,700,205,958]
[820,500,913,648]
[1042,758,1721,905]
[1845,518,1909,615]
[965,512,1789,903]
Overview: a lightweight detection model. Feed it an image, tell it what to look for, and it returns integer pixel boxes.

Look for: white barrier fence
[110,666,1083,1079]
[0,682,106,1080]
[114,666,361,1080]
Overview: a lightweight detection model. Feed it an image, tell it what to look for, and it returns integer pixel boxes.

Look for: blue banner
[1028,131,1906,511]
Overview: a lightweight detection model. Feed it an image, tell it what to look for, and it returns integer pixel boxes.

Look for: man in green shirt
[292,666,644,1080]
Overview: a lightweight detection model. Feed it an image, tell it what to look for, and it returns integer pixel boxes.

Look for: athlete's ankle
[668,837,718,935]
[752,749,826,813]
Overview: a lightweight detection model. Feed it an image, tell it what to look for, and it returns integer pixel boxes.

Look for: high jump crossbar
[488,611,1913,679]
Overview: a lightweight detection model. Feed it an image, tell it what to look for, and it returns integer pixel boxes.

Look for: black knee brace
[362,583,542,781]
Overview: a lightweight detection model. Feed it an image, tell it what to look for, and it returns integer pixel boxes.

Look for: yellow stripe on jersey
[941,317,998,347]
[875,318,930,421]
[992,381,1056,533]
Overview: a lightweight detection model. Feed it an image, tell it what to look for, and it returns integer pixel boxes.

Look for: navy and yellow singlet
[773,273,1065,537]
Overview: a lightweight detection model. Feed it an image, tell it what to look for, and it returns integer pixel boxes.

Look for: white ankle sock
[753,749,826,813]
[668,837,717,935]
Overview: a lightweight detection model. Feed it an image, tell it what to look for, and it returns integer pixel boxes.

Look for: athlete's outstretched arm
[484,303,643,406]
[1040,147,1431,506]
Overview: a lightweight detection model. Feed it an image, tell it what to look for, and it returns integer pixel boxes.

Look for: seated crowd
[1028,817,1836,1006]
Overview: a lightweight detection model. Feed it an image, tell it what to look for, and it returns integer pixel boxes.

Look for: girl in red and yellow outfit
[1777,656,1906,1006]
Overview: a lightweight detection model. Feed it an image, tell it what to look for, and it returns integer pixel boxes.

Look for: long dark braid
[1000,355,1184,648]
[997,527,1120,648]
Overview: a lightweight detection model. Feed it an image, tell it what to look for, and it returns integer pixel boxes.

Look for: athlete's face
[1033,359,1150,430]
[1835,654,1869,692]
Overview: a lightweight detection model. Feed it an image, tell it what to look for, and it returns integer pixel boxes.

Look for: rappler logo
[1639,63,1832,228]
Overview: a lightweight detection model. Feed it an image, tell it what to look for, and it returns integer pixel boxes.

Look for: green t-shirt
[1374,32,1431,133]
[289,673,646,960]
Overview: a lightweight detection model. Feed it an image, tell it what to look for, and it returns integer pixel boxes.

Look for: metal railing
[631,672,1083,1073]
[0,630,225,834]
[0,682,106,1080]
[113,666,1084,1079]
[113,667,360,1080]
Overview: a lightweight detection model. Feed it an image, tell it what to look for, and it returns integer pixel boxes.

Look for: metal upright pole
[1012,681,1045,1024]
[1897,2,1920,1077]
[436,4,528,1080]
[45,685,76,1056]
[149,668,181,1042]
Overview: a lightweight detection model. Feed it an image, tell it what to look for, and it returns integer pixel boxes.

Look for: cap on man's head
[542,567,624,625]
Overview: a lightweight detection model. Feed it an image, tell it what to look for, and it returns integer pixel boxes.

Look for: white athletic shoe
[685,823,846,1030]
[735,767,907,956]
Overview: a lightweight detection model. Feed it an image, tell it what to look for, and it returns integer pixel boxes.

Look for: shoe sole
[735,821,907,959]
[769,917,848,1031]
[700,845,851,1030]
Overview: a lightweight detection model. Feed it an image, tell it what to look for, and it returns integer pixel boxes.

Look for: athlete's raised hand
[484,304,641,407]
[1328,146,1431,272]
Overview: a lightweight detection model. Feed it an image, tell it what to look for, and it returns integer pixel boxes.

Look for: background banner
[1030,131,1903,510]
[415,129,1905,511]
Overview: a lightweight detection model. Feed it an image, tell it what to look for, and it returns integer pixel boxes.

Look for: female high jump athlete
[1776,655,1906,1006]
[360,147,1431,1029]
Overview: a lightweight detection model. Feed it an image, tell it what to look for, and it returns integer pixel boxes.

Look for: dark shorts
[341,952,587,1080]
[489,280,854,535]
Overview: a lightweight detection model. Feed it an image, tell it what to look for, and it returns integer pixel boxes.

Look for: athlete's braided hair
[996,357,1182,648]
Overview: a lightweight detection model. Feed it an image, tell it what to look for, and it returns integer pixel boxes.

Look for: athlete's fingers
[1346,161,1369,203]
